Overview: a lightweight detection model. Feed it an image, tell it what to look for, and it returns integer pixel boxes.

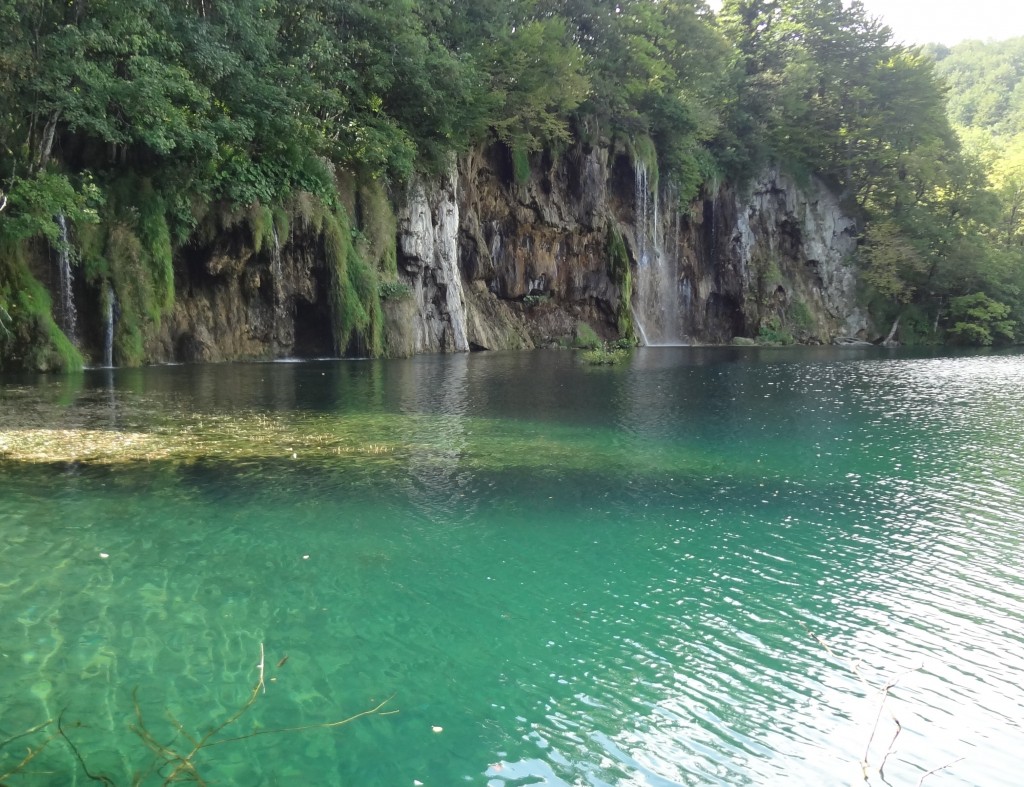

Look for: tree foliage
[0,0,1020,368]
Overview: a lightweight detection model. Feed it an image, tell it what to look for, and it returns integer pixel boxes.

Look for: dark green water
[2,347,1023,785]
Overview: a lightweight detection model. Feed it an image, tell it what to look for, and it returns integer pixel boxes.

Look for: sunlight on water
[1,348,1023,785]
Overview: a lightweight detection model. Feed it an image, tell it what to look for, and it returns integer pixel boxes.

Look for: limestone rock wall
[724,167,869,341]
[56,143,867,367]
[383,145,867,353]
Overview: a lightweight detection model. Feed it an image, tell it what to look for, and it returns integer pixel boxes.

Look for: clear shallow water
[1,347,1023,785]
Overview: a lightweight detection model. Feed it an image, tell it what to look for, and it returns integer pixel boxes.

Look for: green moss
[511,146,531,184]
[574,322,602,349]
[379,281,412,301]
[624,134,660,189]
[789,299,815,332]
[272,206,290,243]
[248,202,276,255]
[607,224,635,342]
[289,191,325,234]
[322,205,383,357]
[0,236,84,372]
[106,222,150,367]
[357,180,398,279]
[136,180,175,314]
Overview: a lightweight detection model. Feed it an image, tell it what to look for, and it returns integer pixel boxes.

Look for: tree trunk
[35,111,61,172]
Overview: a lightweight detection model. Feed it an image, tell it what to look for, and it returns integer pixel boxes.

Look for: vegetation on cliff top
[0,1,1021,369]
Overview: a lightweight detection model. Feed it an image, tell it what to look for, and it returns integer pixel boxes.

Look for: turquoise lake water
[1,347,1023,785]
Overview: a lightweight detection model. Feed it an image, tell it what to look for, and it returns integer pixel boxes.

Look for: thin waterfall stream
[631,163,684,345]
[55,213,78,344]
[103,282,115,368]
[271,225,285,349]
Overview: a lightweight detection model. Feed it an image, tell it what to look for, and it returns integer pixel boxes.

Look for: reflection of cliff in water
[391,355,475,528]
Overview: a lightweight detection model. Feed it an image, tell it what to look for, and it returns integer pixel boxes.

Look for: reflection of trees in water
[391,355,476,527]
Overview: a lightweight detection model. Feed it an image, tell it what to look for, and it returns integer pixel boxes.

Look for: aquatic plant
[580,345,629,365]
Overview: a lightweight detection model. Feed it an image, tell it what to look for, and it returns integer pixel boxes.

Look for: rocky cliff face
[723,167,868,341]
[49,144,868,368]
[386,146,868,355]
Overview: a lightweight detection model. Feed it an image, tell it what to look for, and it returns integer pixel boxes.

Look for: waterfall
[103,282,116,368]
[271,224,285,346]
[631,163,683,346]
[55,214,78,344]
[489,221,502,264]
[709,196,718,268]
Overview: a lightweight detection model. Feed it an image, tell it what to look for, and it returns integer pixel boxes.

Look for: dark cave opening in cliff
[706,293,746,341]
[293,297,334,359]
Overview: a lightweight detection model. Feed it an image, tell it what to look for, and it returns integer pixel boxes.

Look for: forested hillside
[0,0,1020,371]
[927,37,1024,344]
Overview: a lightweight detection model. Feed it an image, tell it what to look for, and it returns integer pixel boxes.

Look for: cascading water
[709,196,718,267]
[103,282,116,368]
[55,214,78,344]
[270,225,285,347]
[631,163,683,345]
[489,221,502,264]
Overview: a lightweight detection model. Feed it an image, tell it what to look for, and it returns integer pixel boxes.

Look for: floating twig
[801,623,920,781]
[917,757,965,786]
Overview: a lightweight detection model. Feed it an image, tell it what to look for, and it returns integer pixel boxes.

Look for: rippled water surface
[2,347,1023,785]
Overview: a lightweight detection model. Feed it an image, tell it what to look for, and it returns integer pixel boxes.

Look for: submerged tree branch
[0,720,58,783]
[58,712,116,786]
[128,642,395,785]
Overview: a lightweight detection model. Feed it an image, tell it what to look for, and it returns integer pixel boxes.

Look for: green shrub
[757,317,795,345]
[789,299,815,332]
[379,281,412,301]
[896,303,940,346]
[946,292,1016,345]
